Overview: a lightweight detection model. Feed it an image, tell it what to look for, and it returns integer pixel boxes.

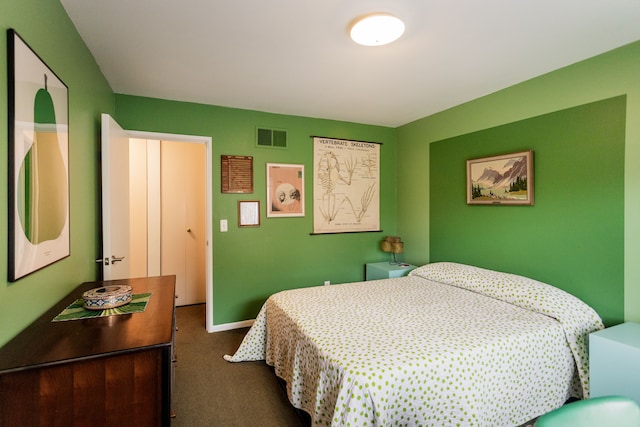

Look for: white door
[100,114,131,280]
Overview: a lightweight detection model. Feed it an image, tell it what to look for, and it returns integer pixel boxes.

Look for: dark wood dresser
[0,276,176,427]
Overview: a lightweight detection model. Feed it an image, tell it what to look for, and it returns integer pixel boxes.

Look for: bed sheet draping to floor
[225,262,603,427]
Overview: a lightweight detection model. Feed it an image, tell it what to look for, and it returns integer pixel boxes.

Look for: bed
[224,262,603,427]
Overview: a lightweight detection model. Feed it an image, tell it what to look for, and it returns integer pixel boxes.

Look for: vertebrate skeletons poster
[313,137,380,234]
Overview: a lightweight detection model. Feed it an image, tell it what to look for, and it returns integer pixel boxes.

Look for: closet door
[161,141,206,306]
[183,142,206,305]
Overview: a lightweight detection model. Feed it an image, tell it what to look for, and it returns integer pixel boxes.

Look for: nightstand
[365,262,416,280]
[590,322,640,404]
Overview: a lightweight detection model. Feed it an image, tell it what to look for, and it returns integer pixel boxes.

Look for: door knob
[111,255,125,264]
[187,228,192,233]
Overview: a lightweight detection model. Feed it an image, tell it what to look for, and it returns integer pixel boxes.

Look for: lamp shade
[381,236,404,254]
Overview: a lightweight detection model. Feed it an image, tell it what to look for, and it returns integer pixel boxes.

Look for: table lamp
[380,236,404,264]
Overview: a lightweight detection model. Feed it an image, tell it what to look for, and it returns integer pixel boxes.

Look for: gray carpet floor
[171,304,305,427]
[171,304,537,427]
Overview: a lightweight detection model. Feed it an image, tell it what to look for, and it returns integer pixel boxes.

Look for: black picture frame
[7,29,70,281]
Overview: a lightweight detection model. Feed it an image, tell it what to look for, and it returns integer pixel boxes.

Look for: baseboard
[207,319,254,333]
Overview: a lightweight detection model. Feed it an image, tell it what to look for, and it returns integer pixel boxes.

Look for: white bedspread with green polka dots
[224,262,603,426]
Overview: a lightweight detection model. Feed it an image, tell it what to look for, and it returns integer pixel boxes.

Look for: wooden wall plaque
[221,155,254,193]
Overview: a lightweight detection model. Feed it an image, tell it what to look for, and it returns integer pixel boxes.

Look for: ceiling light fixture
[349,13,405,46]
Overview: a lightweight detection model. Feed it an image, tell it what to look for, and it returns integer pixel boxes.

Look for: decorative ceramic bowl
[83,285,133,310]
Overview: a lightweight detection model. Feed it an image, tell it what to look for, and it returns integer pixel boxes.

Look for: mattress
[225,262,603,426]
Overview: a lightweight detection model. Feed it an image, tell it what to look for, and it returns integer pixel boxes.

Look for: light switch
[220,219,228,232]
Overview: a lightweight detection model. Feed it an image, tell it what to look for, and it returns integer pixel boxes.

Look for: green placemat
[52,292,152,322]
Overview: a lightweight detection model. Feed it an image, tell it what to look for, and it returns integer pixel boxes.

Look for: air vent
[256,127,287,148]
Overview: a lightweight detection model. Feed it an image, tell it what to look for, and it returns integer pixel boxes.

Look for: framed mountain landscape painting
[466,150,534,205]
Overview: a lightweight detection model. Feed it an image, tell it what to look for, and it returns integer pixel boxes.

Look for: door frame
[128,129,214,332]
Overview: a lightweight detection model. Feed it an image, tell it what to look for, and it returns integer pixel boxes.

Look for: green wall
[2,0,639,347]
[430,97,625,325]
[397,41,640,325]
[114,95,397,325]
[0,0,114,346]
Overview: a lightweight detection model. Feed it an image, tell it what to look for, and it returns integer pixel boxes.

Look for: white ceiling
[60,0,640,127]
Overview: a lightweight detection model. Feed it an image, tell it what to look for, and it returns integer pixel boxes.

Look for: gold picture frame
[466,150,534,205]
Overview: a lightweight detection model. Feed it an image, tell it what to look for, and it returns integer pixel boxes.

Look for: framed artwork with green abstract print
[7,29,69,281]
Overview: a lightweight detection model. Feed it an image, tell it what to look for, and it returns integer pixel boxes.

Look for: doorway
[130,138,207,307]
[101,114,214,331]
